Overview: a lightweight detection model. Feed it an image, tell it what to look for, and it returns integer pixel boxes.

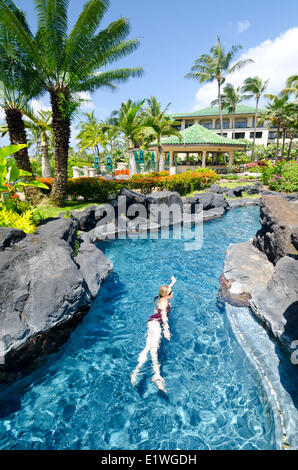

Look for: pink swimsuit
[147,303,171,325]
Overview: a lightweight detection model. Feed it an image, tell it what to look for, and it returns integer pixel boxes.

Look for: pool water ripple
[0,207,277,450]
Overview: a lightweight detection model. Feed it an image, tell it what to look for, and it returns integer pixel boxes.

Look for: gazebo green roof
[171,105,262,118]
[159,123,246,146]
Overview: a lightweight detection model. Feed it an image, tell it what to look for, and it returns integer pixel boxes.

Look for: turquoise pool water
[0,207,276,450]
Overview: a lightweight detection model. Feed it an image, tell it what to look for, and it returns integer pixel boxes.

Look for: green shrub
[268,161,298,193]
[37,170,219,201]
[0,206,37,233]
[222,174,239,180]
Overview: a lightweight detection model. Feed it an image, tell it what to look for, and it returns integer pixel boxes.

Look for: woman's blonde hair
[159,284,171,297]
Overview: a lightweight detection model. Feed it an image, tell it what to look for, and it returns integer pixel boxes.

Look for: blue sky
[2,0,298,146]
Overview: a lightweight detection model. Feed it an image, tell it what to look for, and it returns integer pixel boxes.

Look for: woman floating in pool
[130,276,176,393]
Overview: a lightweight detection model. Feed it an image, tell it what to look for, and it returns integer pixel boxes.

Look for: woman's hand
[171,276,176,284]
[164,328,171,341]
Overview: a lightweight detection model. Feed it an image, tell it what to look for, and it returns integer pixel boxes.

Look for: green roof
[159,123,246,146]
[171,105,262,118]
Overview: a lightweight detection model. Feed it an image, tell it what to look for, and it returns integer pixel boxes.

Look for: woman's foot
[152,374,167,393]
[130,371,137,387]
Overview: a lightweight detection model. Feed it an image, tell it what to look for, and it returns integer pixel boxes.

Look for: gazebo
[148,123,247,173]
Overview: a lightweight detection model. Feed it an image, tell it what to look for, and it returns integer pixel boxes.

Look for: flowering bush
[37,169,218,201]
[260,159,286,185]
[114,169,129,176]
[267,161,298,193]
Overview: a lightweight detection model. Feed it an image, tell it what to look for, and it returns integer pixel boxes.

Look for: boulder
[0,217,113,379]
[203,207,226,221]
[250,255,298,355]
[219,239,274,307]
[246,182,263,195]
[207,184,224,194]
[75,231,113,298]
[253,195,298,264]
[0,227,26,251]
[71,206,96,231]
[147,191,183,226]
[228,198,261,208]
[146,190,183,208]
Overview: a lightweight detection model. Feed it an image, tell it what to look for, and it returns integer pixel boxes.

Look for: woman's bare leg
[148,322,167,393]
[131,321,167,392]
[130,344,150,386]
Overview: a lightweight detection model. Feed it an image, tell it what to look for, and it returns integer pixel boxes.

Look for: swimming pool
[0,207,277,450]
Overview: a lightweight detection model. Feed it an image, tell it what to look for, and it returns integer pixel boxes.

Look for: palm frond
[75,68,143,93]
[34,0,68,74]
[64,0,109,73]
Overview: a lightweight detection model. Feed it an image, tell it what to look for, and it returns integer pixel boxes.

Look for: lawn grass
[34,201,97,219]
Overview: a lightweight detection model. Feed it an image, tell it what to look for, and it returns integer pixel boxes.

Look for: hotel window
[216,119,229,129]
[200,120,213,129]
[185,120,194,128]
[268,131,277,139]
[216,132,228,137]
[235,118,247,128]
[234,132,245,139]
[250,132,263,139]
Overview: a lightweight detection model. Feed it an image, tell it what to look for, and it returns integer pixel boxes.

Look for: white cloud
[193,27,298,110]
[30,99,51,113]
[75,91,95,110]
[237,20,251,33]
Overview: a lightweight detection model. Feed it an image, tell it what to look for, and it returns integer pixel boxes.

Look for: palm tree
[23,107,53,177]
[286,107,298,158]
[142,96,181,171]
[261,94,290,160]
[211,83,249,139]
[77,112,118,171]
[241,77,269,161]
[107,99,146,175]
[0,0,143,206]
[282,75,298,99]
[185,36,253,136]
[0,2,44,202]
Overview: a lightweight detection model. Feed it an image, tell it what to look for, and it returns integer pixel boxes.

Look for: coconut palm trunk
[41,133,52,178]
[129,145,137,175]
[280,127,287,160]
[49,90,71,207]
[275,127,281,161]
[288,133,294,158]
[251,98,259,162]
[158,141,164,171]
[218,79,223,136]
[4,107,43,203]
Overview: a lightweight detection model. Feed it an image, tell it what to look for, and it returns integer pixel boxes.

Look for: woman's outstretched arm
[168,275,176,289]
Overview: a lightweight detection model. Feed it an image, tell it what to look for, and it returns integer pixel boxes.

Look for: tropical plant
[106,99,147,175]
[185,36,253,136]
[241,76,269,161]
[0,144,49,203]
[142,96,182,171]
[261,94,298,160]
[23,106,53,177]
[281,75,298,99]
[0,0,143,206]
[0,1,46,203]
[260,94,288,160]
[211,83,249,139]
[77,111,121,170]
